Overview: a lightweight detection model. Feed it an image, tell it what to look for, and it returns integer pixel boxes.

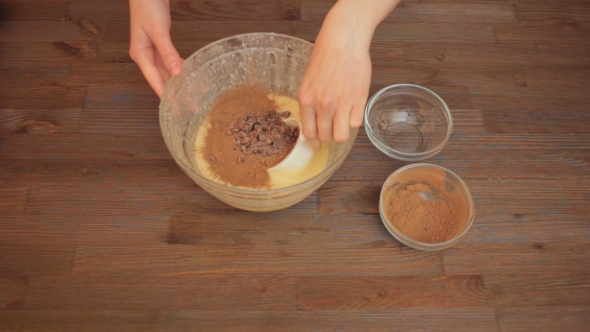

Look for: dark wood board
[0,0,589,331]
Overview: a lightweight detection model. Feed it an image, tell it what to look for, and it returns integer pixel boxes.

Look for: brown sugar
[201,84,296,189]
[385,170,465,243]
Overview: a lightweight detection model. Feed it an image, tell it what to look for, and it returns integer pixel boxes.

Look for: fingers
[151,30,183,76]
[154,51,171,85]
[300,104,322,151]
[301,88,356,145]
[130,46,166,98]
[333,105,351,142]
[317,98,336,142]
[349,101,365,128]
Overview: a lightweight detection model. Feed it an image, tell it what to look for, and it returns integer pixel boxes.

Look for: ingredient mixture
[195,84,329,189]
[385,170,466,243]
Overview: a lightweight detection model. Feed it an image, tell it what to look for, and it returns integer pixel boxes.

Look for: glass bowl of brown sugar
[379,163,474,251]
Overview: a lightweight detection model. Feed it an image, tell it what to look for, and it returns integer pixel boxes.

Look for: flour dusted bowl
[159,33,358,212]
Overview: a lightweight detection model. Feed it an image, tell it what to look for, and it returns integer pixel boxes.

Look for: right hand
[129,0,183,98]
[298,2,374,149]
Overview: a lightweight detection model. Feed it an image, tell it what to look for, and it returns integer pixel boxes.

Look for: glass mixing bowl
[160,33,358,212]
[365,84,453,161]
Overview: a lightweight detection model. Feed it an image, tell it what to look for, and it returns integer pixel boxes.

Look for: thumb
[151,31,183,76]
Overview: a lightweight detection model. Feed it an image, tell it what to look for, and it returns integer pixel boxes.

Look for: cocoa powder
[385,171,465,243]
[201,84,294,188]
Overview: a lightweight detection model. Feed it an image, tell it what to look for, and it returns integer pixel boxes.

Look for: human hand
[298,0,400,149]
[298,1,375,149]
[129,0,183,98]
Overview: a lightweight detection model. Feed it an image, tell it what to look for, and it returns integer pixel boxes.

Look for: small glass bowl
[364,84,453,161]
[379,163,474,251]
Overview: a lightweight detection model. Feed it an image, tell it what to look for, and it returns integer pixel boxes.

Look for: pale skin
[129,0,400,149]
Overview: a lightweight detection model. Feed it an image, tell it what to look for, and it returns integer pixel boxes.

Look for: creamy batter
[195,94,329,189]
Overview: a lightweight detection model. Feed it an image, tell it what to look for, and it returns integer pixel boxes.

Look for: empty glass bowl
[159,33,358,212]
[379,163,474,251]
[365,84,453,161]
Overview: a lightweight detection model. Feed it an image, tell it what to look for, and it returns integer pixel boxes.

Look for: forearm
[321,0,401,50]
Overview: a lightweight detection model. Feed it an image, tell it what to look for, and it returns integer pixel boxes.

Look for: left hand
[129,0,183,98]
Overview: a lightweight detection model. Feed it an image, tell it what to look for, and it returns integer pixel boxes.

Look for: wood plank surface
[496,307,590,332]
[0,310,160,332]
[0,187,28,214]
[0,309,498,332]
[302,1,518,23]
[1,0,589,331]
[0,276,27,309]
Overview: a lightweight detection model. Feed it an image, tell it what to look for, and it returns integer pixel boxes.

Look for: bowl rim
[159,32,357,196]
[364,84,453,158]
[379,163,475,251]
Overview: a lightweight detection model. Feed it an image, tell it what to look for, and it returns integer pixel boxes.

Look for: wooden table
[1,0,589,331]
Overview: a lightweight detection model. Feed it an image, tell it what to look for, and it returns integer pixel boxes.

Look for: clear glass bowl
[365,84,453,161]
[379,163,474,251]
[159,33,358,212]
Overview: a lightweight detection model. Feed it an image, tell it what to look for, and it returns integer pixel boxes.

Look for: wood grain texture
[330,133,590,181]
[0,276,27,309]
[514,0,590,22]
[494,20,590,44]
[0,41,100,62]
[101,20,294,42]
[0,187,28,214]
[537,43,590,64]
[443,247,590,275]
[72,244,443,277]
[0,311,159,332]
[0,22,100,42]
[369,42,542,66]
[78,108,160,135]
[0,109,81,135]
[0,134,170,160]
[294,21,497,43]
[296,275,486,309]
[23,275,297,310]
[485,274,590,307]
[0,309,498,332]
[0,241,74,276]
[1,0,590,330]
[17,275,487,310]
[0,64,87,109]
[0,0,68,22]
[302,1,517,23]
[496,307,590,332]
[170,0,302,21]
[157,309,497,332]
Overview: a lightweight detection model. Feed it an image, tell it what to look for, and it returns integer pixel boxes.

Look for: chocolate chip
[227,110,299,157]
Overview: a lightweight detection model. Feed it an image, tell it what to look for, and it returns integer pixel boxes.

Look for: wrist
[322,1,377,51]
[331,0,383,31]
